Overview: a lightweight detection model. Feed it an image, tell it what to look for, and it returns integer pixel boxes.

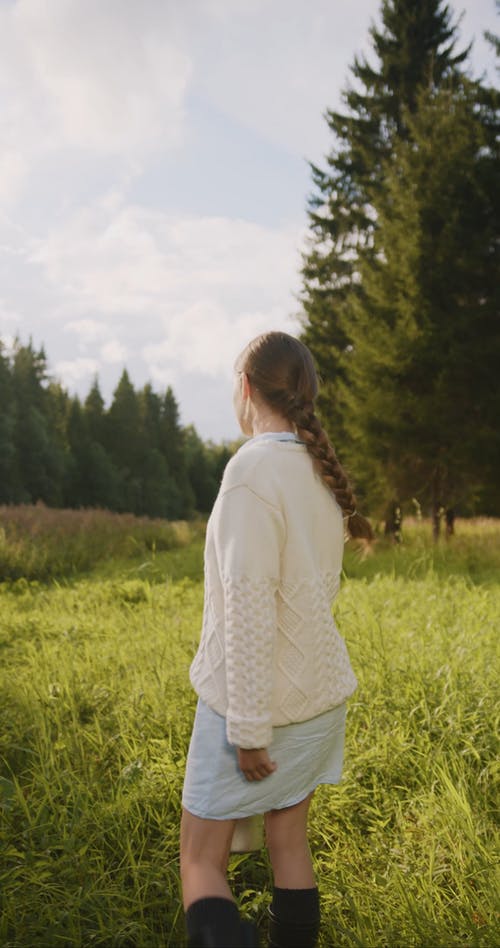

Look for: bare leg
[265,792,316,888]
[265,794,320,947]
[180,807,237,909]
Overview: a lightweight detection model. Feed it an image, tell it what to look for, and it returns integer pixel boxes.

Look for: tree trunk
[384,500,403,543]
[445,507,455,539]
[432,468,443,542]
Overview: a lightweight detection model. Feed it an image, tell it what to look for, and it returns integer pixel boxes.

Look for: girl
[180,332,372,947]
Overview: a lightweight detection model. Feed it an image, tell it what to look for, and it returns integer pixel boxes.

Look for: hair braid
[293,403,373,540]
[236,330,373,540]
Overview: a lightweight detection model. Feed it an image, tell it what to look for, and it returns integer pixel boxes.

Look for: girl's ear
[241,372,252,400]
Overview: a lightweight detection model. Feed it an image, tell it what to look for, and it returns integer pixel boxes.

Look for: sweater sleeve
[212,484,284,749]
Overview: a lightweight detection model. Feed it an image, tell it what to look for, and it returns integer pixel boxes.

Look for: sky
[1,0,498,442]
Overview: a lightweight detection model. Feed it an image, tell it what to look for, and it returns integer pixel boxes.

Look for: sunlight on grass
[0,516,499,945]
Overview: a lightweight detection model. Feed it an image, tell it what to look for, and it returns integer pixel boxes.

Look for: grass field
[0,510,499,946]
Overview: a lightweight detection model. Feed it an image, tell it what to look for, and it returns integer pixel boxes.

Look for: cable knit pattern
[189,436,358,748]
[225,576,277,747]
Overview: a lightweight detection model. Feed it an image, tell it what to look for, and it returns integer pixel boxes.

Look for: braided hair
[236,331,373,540]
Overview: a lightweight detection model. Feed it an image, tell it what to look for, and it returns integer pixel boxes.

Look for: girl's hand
[237,747,277,781]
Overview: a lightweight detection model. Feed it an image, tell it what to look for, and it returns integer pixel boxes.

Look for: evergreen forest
[0,338,232,518]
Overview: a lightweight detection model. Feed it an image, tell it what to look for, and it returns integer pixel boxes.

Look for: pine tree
[139,384,162,454]
[81,378,121,508]
[184,426,219,514]
[341,80,500,521]
[138,384,187,518]
[84,378,106,445]
[485,1,500,60]
[85,441,122,510]
[159,387,194,518]
[64,397,89,506]
[106,370,144,511]
[11,340,65,504]
[43,381,71,505]
[301,0,468,440]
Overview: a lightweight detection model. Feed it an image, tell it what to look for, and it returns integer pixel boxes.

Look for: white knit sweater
[189,434,358,749]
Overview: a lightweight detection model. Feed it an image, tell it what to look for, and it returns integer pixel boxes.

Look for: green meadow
[0,509,498,947]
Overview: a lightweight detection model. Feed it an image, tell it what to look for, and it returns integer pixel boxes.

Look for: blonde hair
[236,331,372,540]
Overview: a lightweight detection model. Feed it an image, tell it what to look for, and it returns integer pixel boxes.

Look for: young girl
[180,332,372,947]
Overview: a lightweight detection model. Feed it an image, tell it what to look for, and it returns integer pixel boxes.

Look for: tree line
[0,339,232,518]
[300,0,500,531]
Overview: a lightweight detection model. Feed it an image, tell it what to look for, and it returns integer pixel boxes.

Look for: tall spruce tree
[138,383,186,518]
[65,396,90,506]
[139,384,162,454]
[301,0,469,441]
[183,425,219,514]
[79,378,121,509]
[84,378,107,446]
[11,340,65,505]
[106,370,145,511]
[340,80,500,521]
[159,387,195,518]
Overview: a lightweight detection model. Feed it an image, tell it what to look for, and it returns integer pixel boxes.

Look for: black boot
[186,896,259,947]
[268,887,320,948]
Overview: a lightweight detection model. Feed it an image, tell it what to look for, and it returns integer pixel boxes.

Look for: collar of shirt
[242,431,305,447]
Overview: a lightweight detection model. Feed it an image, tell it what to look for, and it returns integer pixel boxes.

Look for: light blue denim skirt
[182,698,346,820]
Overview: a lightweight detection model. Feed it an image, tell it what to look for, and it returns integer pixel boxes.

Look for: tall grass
[343,517,500,585]
[0,504,204,582]
[0,519,499,946]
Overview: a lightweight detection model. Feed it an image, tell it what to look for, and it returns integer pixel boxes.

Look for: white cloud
[188,0,378,160]
[54,356,99,385]
[1,0,495,212]
[65,319,110,344]
[20,0,191,152]
[30,196,304,381]
[0,0,192,201]
[0,299,24,328]
[22,195,303,436]
[64,320,127,365]
[100,340,127,364]
[32,199,304,309]
[143,300,295,382]
[0,153,29,206]
[187,0,498,162]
